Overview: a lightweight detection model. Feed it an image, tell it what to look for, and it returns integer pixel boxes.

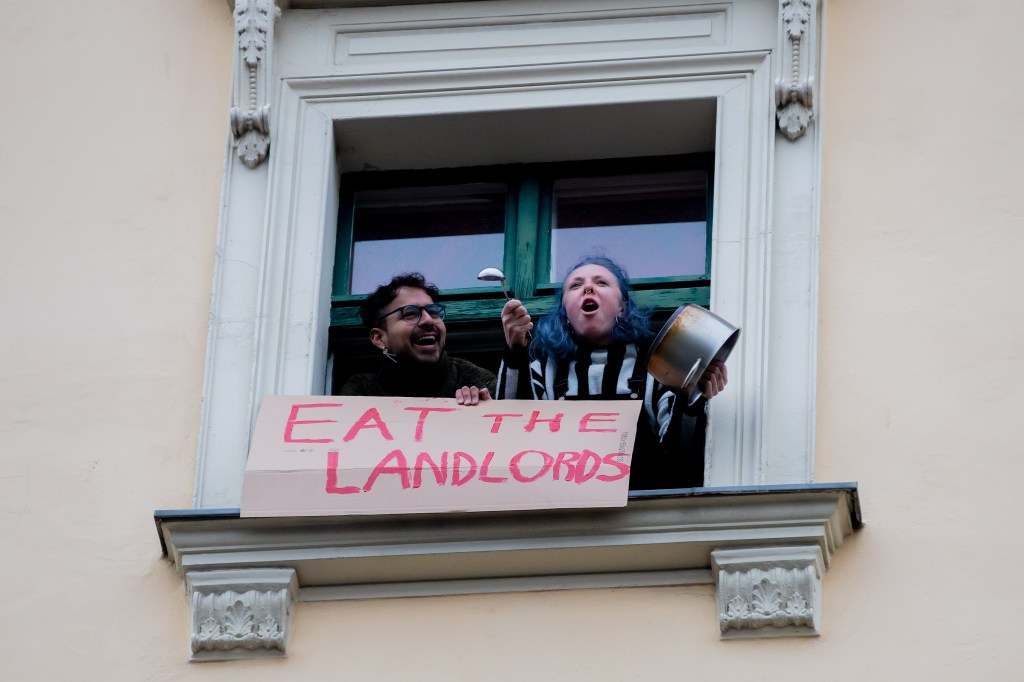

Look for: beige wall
[814,0,1024,676]
[0,1,232,678]
[2,0,1022,679]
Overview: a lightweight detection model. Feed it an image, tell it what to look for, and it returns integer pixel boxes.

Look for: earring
[382,348,398,363]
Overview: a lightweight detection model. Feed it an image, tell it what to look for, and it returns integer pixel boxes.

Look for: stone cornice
[158,484,860,657]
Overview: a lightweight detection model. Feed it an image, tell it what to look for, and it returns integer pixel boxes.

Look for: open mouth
[581,300,599,313]
[412,334,438,347]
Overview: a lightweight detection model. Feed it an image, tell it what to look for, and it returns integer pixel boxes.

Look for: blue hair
[530,255,653,362]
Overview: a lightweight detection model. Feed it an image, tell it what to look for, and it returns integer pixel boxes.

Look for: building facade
[2,0,1022,679]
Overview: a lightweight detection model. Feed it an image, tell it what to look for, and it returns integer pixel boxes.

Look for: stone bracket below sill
[156,483,861,660]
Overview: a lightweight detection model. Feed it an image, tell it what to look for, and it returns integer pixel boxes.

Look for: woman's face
[562,263,624,346]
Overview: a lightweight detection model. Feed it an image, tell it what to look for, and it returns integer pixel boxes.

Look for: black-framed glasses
[378,303,446,325]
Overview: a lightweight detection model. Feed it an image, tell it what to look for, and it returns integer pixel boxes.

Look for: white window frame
[196,0,821,507]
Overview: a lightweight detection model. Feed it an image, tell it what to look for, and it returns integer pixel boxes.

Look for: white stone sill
[156,483,860,601]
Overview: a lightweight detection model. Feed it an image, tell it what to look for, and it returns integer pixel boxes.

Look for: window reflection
[550,171,707,281]
[350,183,506,294]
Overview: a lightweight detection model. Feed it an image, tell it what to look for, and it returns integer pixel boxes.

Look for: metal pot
[647,304,740,406]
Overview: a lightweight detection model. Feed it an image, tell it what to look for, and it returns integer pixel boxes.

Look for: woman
[496,256,727,490]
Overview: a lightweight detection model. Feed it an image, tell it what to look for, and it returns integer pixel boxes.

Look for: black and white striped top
[497,341,708,489]
[496,342,677,444]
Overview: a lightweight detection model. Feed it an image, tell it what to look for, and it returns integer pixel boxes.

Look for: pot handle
[682,357,703,389]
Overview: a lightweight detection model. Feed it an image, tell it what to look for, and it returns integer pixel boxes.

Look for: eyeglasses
[378,303,446,325]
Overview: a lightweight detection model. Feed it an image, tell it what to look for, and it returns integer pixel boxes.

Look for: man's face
[370,286,446,365]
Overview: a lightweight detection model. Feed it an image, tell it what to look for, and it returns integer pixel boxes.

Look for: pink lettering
[579,412,620,433]
[404,406,456,442]
[362,449,411,492]
[553,451,581,481]
[572,449,603,483]
[597,453,631,481]
[509,450,554,483]
[479,451,508,483]
[412,451,449,488]
[342,407,394,442]
[452,452,478,486]
[325,450,360,494]
[524,410,563,433]
[482,413,523,434]
[284,403,343,443]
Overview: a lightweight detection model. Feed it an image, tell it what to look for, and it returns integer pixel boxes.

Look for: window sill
[156,483,860,659]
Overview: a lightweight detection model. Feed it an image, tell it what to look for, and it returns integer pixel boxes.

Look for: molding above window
[158,483,861,659]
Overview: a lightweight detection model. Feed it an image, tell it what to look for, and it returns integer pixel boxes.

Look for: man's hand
[455,386,491,405]
[502,299,533,351]
[698,360,728,399]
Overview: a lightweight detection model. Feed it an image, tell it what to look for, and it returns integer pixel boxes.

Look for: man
[339,273,495,405]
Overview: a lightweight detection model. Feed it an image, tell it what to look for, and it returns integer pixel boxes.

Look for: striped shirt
[497,341,706,489]
[496,342,676,443]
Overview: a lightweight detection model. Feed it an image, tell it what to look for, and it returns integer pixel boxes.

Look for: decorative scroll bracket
[712,546,824,639]
[185,568,297,661]
[229,0,280,168]
[775,0,817,141]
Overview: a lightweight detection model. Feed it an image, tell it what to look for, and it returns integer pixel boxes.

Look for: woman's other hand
[699,360,728,399]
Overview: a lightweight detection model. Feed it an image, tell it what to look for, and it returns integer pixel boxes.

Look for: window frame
[195,0,821,508]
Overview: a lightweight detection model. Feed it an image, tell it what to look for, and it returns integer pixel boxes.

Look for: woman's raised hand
[502,299,533,351]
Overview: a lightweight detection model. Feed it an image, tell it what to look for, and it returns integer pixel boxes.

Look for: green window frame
[330,153,714,332]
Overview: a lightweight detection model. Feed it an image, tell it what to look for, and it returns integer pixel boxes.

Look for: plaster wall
[813,0,1024,676]
[1,1,1022,680]
[0,1,233,678]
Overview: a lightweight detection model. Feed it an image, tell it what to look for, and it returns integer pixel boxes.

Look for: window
[343,181,508,295]
[329,154,714,389]
[180,0,836,654]
[195,0,819,507]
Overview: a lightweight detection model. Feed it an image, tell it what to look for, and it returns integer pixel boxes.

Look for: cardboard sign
[240,395,644,517]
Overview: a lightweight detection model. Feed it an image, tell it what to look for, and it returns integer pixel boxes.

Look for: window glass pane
[350,183,506,294]
[550,170,707,282]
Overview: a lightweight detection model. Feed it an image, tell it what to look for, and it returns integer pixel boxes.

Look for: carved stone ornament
[229,0,280,168]
[711,546,823,638]
[775,0,817,141]
[185,568,297,661]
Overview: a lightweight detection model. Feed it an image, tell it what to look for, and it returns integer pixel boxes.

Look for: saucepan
[647,304,741,406]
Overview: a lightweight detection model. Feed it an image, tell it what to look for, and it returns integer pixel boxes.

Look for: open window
[328,153,714,390]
